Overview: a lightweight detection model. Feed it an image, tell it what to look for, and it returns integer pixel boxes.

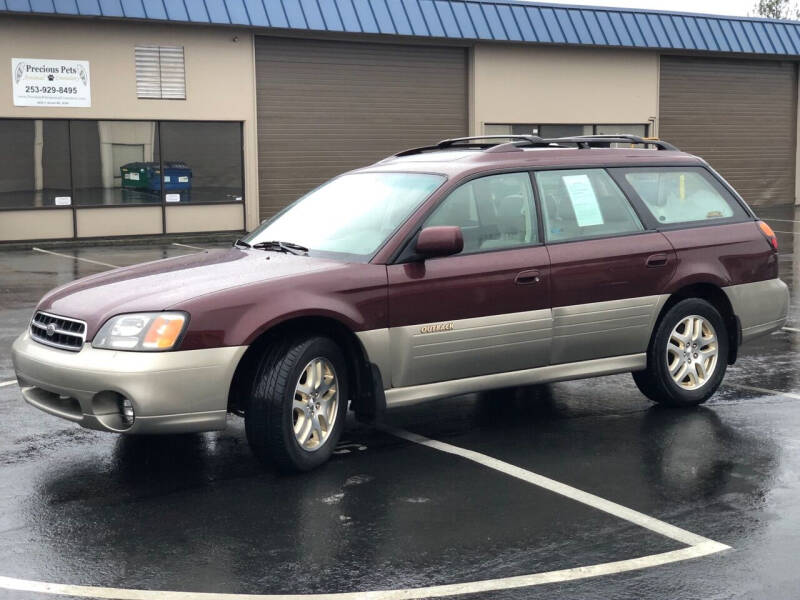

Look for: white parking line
[0,543,728,600]
[388,428,719,547]
[32,247,119,269]
[0,380,17,388]
[172,242,207,251]
[763,218,800,224]
[0,428,730,599]
[782,326,800,333]
[724,382,800,401]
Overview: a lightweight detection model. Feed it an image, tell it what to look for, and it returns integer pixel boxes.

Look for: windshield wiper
[233,238,251,248]
[250,240,309,255]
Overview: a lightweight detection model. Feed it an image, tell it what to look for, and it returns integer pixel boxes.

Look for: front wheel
[633,298,728,407]
[245,336,348,472]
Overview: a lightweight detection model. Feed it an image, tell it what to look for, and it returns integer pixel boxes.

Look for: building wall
[0,15,258,237]
[1,15,797,244]
[472,44,659,134]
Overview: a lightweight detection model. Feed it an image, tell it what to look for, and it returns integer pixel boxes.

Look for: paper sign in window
[563,174,604,227]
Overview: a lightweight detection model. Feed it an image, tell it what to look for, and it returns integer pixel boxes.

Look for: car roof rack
[390,134,678,159]
[487,134,679,152]
[551,135,677,151]
[393,135,546,157]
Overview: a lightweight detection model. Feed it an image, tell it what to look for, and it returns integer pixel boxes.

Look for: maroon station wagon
[11,135,790,471]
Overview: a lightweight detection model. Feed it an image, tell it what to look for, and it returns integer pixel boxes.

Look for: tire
[633,298,728,407]
[245,335,348,472]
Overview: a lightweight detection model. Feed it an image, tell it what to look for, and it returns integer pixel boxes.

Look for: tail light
[757,221,778,251]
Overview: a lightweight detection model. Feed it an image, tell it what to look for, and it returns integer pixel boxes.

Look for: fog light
[120,397,135,426]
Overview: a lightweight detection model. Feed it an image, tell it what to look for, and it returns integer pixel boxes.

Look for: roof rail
[392,135,545,157]
[385,134,679,161]
[546,135,679,151]
[487,135,678,152]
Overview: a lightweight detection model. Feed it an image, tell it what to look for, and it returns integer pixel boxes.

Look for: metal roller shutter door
[255,37,468,220]
[659,56,797,206]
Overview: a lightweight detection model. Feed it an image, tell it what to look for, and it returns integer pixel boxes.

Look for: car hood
[38,248,346,336]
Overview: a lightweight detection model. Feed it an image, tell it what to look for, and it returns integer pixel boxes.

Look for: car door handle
[515,269,541,285]
[646,253,668,268]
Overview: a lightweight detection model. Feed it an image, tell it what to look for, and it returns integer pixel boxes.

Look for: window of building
[0,119,71,209]
[71,120,161,206]
[536,169,643,242]
[160,122,243,203]
[0,119,244,209]
[595,124,648,137]
[620,167,745,225]
[484,123,648,141]
[425,172,537,254]
[135,45,186,100]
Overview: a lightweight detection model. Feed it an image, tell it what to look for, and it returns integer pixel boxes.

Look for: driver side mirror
[415,226,463,259]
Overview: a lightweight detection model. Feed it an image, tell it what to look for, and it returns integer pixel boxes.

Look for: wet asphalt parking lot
[1,208,800,600]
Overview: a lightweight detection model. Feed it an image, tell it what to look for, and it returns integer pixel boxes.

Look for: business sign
[11,58,91,107]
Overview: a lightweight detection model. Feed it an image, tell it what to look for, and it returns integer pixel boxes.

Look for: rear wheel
[245,335,348,472]
[633,298,728,407]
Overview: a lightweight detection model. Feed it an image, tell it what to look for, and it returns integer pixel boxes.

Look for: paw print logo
[48,74,54,81]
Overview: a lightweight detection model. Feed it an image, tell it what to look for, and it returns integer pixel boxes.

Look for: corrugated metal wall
[659,56,797,206]
[255,37,467,220]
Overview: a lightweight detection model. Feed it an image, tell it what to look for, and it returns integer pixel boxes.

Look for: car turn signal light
[93,312,188,352]
[758,221,778,251]
[143,315,187,349]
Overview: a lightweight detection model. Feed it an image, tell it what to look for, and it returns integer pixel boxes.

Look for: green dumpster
[120,162,156,190]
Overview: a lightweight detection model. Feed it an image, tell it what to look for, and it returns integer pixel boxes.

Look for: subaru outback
[11,135,789,471]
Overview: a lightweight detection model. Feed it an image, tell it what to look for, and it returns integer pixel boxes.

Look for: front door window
[424,171,538,253]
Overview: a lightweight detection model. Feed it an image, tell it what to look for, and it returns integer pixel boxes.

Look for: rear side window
[621,168,746,225]
[535,169,643,242]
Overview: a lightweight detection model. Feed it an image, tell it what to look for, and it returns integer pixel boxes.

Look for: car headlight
[92,312,188,351]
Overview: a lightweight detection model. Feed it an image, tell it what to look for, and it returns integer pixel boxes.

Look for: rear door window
[535,168,643,242]
[617,167,747,226]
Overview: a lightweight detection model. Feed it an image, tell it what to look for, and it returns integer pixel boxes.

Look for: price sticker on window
[563,174,604,227]
[165,193,181,203]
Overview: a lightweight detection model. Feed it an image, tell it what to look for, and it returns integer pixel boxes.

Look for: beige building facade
[0,16,257,241]
[472,44,659,134]
[0,12,798,243]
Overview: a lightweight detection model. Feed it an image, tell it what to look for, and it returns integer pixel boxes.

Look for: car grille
[30,311,87,352]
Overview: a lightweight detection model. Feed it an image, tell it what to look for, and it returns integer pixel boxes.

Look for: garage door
[255,37,468,220]
[659,56,797,206]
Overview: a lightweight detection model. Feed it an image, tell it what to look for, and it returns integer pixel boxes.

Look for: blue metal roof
[3,0,800,56]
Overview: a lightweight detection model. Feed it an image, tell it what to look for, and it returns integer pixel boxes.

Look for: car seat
[480,193,528,250]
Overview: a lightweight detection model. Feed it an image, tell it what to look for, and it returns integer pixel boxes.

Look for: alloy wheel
[666,315,719,390]
[292,357,339,451]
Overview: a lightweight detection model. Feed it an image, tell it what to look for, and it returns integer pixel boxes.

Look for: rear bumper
[11,331,247,434]
[724,278,789,343]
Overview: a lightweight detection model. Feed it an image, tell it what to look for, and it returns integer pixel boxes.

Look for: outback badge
[419,322,454,334]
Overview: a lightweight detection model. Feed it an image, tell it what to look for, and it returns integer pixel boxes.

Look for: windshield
[243,172,446,259]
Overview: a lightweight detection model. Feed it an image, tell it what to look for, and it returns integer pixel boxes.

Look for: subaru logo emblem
[45,323,56,337]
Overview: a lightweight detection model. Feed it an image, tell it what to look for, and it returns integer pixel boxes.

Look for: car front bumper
[11,331,247,434]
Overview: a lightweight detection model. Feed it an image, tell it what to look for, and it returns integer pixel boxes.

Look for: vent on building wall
[135,45,186,100]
